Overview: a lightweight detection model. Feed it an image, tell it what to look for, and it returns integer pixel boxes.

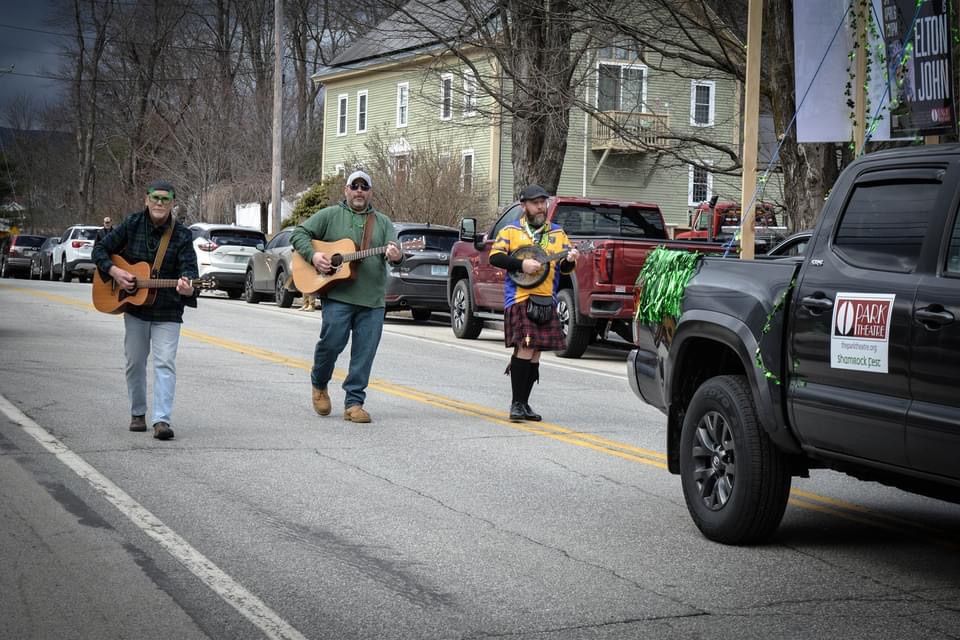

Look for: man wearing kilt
[489,184,580,422]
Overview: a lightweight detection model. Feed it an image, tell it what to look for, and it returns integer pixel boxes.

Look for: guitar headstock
[576,240,596,253]
[400,236,426,251]
[195,276,218,290]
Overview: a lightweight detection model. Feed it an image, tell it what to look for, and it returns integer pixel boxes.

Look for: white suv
[52,225,101,282]
[189,223,266,298]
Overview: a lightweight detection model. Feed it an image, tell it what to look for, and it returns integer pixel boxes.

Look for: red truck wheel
[451,279,482,339]
[679,375,791,544]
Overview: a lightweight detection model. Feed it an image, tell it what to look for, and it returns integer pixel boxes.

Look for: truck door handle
[915,306,955,329]
[800,296,833,313]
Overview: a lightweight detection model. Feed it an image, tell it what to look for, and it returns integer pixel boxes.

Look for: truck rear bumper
[588,293,632,319]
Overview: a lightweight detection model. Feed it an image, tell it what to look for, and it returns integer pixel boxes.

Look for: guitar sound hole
[330,255,343,268]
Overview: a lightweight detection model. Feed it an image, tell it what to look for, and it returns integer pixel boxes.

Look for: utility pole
[270,0,283,236]
[739,0,762,260]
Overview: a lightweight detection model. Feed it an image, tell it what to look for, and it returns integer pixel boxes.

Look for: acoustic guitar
[92,255,217,314]
[508,240,594,288]
[290,237,425,295]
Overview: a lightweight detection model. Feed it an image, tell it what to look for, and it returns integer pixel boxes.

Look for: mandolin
[508,240,594,288]
[92,255,216,314]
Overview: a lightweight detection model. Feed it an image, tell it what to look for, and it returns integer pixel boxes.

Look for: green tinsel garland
[634,246,702,325]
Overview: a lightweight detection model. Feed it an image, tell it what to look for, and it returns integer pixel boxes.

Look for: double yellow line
[7,284,958,547]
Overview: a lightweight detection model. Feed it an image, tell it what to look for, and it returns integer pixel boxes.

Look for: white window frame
[337,94,348,136]
[356,90,368,134]
[463,70,478,117]
[690,80,716,127]
[595,61,648,112]
[396,82,409,128]
[440,74,453,121]
[461,149,475,192]
[688,163,714,206]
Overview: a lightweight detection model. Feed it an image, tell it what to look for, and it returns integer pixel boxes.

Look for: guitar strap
[360,212,375,251]
[151,222,174,277]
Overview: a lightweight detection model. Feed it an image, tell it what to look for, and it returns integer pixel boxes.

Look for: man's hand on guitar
[385,241,402,262]
[521,258,543,274]
[311,251,333,274]
[176,276,194,296]
[109,265,137,291]
[566,247,580,263]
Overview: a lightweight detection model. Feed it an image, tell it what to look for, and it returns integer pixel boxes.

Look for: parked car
[385,222,458,322]
[29,236,60,280]
[51,225,101,282]
[190,223,266,298]
[244,227,299,307]
[766,229,812,258]
[1,234,47,278]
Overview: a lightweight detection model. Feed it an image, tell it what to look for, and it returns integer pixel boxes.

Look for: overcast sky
[0,0,64,125]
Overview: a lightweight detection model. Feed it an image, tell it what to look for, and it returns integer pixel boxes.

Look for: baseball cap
[146,179,176,197]
[346,170,372,188]
[519,184,550,201]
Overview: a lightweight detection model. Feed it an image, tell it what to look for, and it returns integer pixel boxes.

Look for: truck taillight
[594,247,614,283]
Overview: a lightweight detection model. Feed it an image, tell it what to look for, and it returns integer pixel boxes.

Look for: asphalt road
[1,278,959,640]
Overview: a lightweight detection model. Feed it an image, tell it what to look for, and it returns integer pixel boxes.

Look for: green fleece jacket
[290,201,400,308]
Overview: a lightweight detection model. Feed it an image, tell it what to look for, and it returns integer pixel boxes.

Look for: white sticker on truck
[830,292,895,373]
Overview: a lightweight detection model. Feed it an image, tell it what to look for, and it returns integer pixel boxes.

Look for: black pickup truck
[627,144,960,544]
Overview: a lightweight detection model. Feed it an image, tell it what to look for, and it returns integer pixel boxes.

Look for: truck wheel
[451,279,482,339]
[275,270,295,308]
[679,375,791,545]
[556,289,592,359]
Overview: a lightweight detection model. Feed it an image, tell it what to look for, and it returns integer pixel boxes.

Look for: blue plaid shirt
[92,209,199,323]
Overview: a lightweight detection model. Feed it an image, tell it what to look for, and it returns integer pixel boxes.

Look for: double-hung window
[356,90,368,133]
[688,164,713,206]
[463,70,478,116]
[440,74,453,120]
[396,82,409,128]
[462,150,474,192]
[337,94,348,136]
[690,80,715,127]
[597,63,647,112]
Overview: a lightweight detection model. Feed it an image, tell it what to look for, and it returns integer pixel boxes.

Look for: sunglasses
[349,182,370,192]
[148,194,173,204]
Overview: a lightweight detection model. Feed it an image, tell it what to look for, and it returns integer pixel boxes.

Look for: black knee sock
[524,362,539,404]
[510,356,530,403]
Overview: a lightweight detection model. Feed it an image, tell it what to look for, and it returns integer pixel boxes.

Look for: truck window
[947,212,960,275]
[833,180,939,273]
[492,204,523,238]
[553,204,665,238]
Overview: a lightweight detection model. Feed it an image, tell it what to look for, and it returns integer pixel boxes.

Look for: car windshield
[402,231,457,252]
[76,228,99,241]
[210,230,265,247]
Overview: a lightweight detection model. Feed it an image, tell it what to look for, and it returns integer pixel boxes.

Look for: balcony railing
[591,111,670,152]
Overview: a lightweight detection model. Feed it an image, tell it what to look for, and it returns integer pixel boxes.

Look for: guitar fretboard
[133,279,200,288]
[341,245,390,263]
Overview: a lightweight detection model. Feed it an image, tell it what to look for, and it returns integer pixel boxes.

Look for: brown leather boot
[343,405,371,423]
[312,387,331,416]
[129,415,147,432]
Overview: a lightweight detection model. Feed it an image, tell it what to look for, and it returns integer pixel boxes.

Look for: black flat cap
[146,179,176,197]
[519,184,550,201]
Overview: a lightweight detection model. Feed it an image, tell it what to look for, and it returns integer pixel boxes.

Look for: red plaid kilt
[503,301,566,351]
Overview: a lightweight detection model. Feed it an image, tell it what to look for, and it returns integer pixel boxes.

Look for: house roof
[316,0,495,80]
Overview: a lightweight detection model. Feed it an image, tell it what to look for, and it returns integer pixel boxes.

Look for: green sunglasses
[148,193,173,204]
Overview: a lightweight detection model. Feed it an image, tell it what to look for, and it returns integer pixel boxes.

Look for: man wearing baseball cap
[488,184,579,422]
[291,170,403,424]
[92,179,199,441]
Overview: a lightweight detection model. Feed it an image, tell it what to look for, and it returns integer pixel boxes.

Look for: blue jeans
[311,298,384,408]
[124,314,181,425]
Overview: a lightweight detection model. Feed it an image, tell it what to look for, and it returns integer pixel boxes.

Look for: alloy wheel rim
[692,410,736,510]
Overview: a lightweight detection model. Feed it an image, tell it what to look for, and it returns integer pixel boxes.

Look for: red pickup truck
[676,197,787,253]
[448,196,725,358]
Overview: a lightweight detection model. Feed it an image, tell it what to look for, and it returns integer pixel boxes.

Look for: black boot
[509,356,531,422]
[522,362,542,421]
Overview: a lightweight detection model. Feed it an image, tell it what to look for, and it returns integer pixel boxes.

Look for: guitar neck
[134,278,199,288]
[341,244,391,263]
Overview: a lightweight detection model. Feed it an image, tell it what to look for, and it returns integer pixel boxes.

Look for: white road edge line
[0,394,308,640]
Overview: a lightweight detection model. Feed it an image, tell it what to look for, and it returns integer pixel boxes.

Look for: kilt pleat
[503,302,566,351]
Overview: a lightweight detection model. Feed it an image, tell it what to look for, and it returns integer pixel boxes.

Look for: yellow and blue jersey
[491,221,573,308]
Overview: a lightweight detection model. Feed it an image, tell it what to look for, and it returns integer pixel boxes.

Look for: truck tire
[679,374,791,545]
[556,289,592,359]
[451,279,482,339]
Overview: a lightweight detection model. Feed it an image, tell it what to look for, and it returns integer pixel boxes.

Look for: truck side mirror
[459,218,477,242]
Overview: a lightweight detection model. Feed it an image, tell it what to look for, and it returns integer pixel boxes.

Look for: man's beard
[528,213,547,228]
